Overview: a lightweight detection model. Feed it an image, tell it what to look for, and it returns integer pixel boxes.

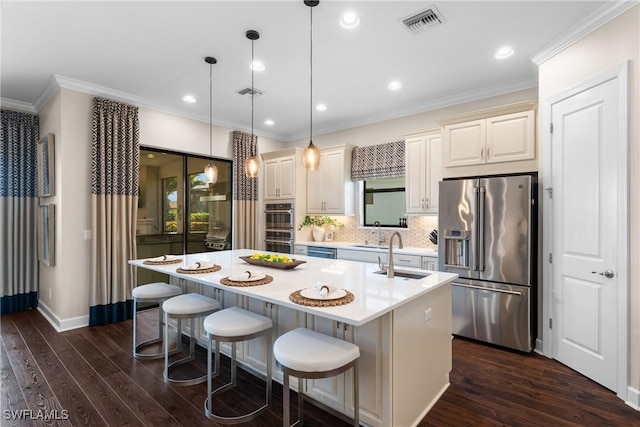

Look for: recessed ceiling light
[250,60,265,71]
[182,94,196,103]
[146,153,155,159]
[340,11,361,29]
[494,46,514,59]
[264,119,274,126]
[316,104,327,111]
[388,81,402,91]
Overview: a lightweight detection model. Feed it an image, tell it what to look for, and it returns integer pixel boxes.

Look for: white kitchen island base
[131,250,456,427]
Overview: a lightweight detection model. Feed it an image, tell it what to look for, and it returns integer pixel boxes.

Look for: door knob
[591,269,615,279]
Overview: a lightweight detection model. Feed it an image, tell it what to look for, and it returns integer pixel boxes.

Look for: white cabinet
[336,248,425,269]
[303,315,391,426]
[443,110,535,167]
[422,256,437,271]
[307,146,354,215]
[405,132,442,214]
[264,155,295,200]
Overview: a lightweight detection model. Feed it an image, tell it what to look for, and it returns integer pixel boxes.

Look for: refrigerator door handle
[453,282,523,296]
[472,186,480,271]
[478,186,486,272]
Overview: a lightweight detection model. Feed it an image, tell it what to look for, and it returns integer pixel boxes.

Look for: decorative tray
[239,256,306,270]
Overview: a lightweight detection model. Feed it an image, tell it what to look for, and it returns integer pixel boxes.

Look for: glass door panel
[186,157,232,254]
[135,149,233,286]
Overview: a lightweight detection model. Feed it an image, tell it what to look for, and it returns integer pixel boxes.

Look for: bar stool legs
[131,282,182,360]
[274,327,360,427]
[203,307,273,424]
[162,293,220,386]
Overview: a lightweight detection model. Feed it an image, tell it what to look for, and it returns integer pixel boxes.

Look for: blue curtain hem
[0,292,39,315]
[89,300,133,326]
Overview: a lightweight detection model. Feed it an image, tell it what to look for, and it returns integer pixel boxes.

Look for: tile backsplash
[299,215,439,250]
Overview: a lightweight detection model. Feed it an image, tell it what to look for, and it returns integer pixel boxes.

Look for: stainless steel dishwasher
[306,246,337,259]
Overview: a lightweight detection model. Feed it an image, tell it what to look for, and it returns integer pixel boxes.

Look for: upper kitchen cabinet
[443,110,535,167]
[262,147,305,200]
[405,131,442,214]
[307,145,355,215]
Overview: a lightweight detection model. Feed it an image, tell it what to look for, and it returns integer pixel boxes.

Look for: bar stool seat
[132,282,182,360]
[274,327,360,427]
[163,293,220,386]
[203,306,273,425]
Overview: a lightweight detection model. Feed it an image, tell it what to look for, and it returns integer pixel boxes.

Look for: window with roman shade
[350,140,405,181]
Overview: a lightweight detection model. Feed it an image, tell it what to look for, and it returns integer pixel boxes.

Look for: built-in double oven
[264,203,294,254]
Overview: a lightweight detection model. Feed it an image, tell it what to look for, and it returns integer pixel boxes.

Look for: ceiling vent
[236,86,264,97]
[401,5,445,34]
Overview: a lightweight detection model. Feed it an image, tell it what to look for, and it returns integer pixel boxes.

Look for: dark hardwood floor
[1,308,638,426]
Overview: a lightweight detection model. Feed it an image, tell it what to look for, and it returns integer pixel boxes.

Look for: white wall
[37,87,285,328]
[288,88,537,150]
[538,5,639,392]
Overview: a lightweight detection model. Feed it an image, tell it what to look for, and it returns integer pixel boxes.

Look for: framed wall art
[38,204,55,266]
[37,133,55,197]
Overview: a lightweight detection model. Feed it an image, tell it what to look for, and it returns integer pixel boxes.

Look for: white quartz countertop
[295,241,438,257]
[130,249,455,327]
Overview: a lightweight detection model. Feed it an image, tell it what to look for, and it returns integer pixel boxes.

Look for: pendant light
[303,0,320,171]
[245,30,260,178]
[204,56,219,184]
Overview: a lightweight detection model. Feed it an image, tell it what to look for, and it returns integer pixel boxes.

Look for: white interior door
[550,73,624,391]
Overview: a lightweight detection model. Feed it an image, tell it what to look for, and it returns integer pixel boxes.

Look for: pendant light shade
[245,156,260,177]
[303,141,320,171]
[204,56,218,184]
[245,29,260,178]
[304,0,320,171]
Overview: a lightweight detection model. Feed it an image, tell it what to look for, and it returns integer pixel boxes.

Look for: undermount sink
[352,244,387,249]
[373,270,431,280]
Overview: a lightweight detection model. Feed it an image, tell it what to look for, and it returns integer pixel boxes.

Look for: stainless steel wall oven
[264,203,294,254]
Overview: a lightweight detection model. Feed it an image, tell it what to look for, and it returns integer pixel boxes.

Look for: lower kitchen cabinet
[336,248,423,268]
[422,256,437,270]
[169,277,450,427]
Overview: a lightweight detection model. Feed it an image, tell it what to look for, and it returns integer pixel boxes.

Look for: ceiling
[1,1,616,142]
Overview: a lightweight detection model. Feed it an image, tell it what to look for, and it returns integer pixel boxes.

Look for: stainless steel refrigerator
[438,174,537,352]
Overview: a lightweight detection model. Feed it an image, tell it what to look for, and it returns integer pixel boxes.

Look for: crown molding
[531,0,638,65]
[0,97,38,114]
[281,79,538,142]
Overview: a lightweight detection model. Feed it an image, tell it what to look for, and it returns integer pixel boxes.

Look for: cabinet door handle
[487,146,491,159]
[421,198,425,209]
[480,147,484,159]
[426,197,429,208]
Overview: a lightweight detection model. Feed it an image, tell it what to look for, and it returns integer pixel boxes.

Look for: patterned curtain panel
[89,97,139,326]
[232,130,258,249]
[351,140,405,181]
[0,109,39,314]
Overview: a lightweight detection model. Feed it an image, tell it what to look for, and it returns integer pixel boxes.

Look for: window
[363,177,406,227]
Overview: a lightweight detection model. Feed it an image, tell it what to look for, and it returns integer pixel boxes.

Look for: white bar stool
[132,282,182,360]
[273,327,360,427]
[203,306,273,424]
[162,293,220,386]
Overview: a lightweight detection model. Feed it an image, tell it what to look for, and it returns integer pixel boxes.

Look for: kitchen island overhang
[130,249,457,427]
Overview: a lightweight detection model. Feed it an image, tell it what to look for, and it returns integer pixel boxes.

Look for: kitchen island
[130,249,457,427]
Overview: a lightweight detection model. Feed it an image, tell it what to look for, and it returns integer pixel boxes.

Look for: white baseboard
[533,338,546,356]
[626,386,640,411]
[37,302,89,332]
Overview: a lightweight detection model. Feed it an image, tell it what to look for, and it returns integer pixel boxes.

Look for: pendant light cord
[209,62,213,158]
[251,38,255,148]
[309,4,313,143]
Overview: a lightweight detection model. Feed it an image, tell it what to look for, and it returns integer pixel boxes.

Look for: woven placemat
[143,258,183,265]
[220,275,273,287]
[289,289,354,307]
[176,264,221,274]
